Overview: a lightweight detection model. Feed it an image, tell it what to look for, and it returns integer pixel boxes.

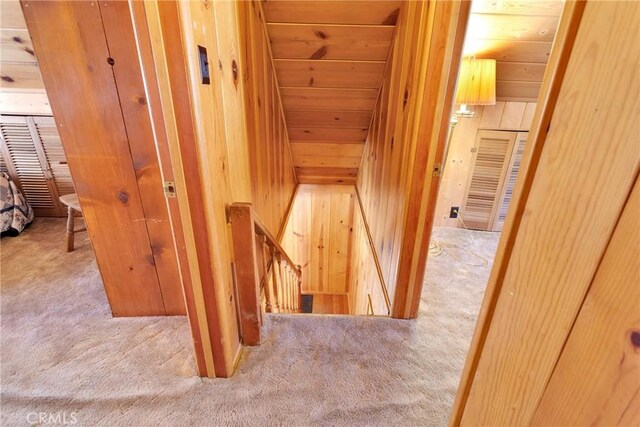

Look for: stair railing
[230,203,302,346]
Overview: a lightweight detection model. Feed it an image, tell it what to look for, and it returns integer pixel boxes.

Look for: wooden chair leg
[66,206,75,252]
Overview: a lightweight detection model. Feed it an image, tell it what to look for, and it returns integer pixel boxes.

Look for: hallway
[1,219,498,426]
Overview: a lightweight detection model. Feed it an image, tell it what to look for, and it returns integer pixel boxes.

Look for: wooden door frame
[449,2,587,424]
[129,0,231,378]
[391,0,471,318]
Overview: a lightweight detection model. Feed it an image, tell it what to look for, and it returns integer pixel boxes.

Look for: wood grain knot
[117,191,129,204]
[137,96,147,105]
[231,60,239,86]
[12,36,23,43]
[107,57,115,66]
[382,8,400,25]
[1,76,14,83]
[631,330,640,349]
[310,45,328,60]
[313,30,328,39]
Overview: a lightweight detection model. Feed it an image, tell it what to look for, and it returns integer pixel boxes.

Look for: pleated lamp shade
[455,58,496,106]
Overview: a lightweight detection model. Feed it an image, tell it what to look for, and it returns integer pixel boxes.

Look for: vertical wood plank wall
[434,101,536,228]
[531,176,639,426]
[239,1,297,235]
[356,0,469,317]
[281,185,355,296]
[23,1,185,316]
[348,193,390,316]
[99,1,184,314]
[455,1,639,424]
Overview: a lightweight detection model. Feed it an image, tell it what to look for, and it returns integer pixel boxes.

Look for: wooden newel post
[230,203,262,346]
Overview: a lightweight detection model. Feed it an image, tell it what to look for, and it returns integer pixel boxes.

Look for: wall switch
[198,45,210,85]
[450,206,459,218]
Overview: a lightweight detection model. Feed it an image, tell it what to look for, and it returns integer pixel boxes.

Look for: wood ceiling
[263,1,401,184]
[466,0,563,102]
[0,0,51,115]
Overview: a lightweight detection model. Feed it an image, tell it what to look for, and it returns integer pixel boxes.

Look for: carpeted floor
[0,218,499,426]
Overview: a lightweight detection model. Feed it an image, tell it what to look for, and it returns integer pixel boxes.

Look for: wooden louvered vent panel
[494,132,529,232]
[461,130,517,231]
[0,115,71,217]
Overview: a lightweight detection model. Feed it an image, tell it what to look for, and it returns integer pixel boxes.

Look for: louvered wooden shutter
[461,130,517,230]
[0,149,8,174]
[33,116,74,198]
[0,115,70,217]
[493,132,528,232]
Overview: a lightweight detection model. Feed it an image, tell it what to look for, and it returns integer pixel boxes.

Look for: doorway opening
[426,0,565,395]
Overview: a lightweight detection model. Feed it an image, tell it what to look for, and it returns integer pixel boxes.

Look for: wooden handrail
[354,187,391,315]
[230,202,302,346]
[252,209,300,278]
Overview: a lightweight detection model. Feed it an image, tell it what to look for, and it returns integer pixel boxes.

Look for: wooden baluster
[276,254,286,312]
[282,263,289,313]
[286,266,292,313]
[292,268,297,313]
[287,264,294,312]
[296,265,303,313]
[288,267,294,313]
[270,247,281,313]
[292,267,299,312]
[278,253,286,312]
[259,236,273,313]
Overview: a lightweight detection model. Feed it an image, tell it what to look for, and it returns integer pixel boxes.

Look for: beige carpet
[0,218,499,426]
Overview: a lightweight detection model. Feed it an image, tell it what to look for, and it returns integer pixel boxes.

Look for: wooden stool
[59,193,84,252]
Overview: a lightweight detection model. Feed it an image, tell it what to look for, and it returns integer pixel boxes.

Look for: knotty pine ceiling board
[264,1,400,183]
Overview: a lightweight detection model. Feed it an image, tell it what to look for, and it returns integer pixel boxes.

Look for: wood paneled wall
[434,101,536,228]
[356,1,469,317]
[239,1,297,235]
[23,1,184,316]
[347,191,390,316]
[281,184,355,296]
[0,0,51,115]
[453,1,639,424]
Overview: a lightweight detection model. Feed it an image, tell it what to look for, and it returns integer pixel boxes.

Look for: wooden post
[230,203,261,346]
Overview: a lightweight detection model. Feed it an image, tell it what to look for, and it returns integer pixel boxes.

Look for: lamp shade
[455,58,496,106]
